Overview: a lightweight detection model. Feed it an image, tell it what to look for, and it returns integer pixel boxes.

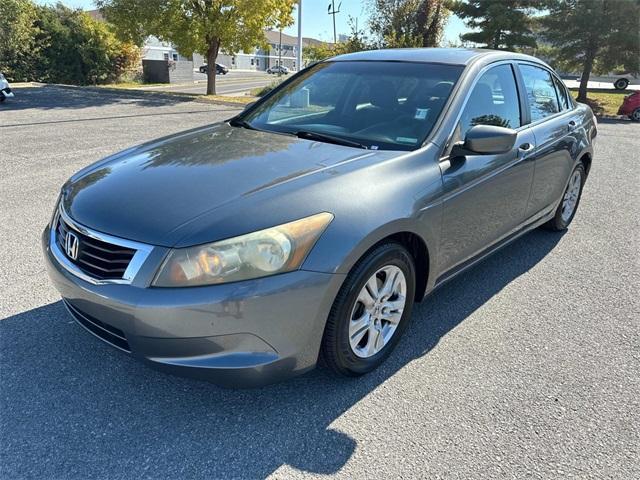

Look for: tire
[614,78,629,90]
[320,242,416,376]
[0,96,5,103]
[543,162,586,231]
[630,108,640,122]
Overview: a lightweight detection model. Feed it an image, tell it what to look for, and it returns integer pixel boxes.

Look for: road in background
[135,73,640,97]
[563,79,640,91]
[139,69,278,95]
[1,86,639,479]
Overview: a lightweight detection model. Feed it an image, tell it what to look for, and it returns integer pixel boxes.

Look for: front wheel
[614,78,629,90]
[543,163,586,231]
[630,108,640,122]
[320,242,416,376]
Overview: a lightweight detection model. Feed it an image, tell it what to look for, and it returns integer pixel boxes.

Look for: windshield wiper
[295,130,368,150]
[228,118,257,131]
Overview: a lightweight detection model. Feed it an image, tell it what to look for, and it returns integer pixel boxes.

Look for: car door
[437,63,536,276]
[517,63,579,218]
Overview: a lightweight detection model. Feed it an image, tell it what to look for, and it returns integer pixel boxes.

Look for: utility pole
[278,29,282,76]
[297,0,302,71]
[328,0,341,44]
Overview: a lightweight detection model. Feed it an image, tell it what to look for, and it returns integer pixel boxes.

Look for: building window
[172,53,178,61]
[293,61,296,69]
[163,53,169,61]
[256,58,260,66]
[231,56,235,65]
[251,58,254,66]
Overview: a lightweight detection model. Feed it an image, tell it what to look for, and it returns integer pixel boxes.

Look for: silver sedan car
[43,49,596,387]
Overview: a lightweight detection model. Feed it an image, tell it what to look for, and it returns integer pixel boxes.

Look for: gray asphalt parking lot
[1,85,639,479]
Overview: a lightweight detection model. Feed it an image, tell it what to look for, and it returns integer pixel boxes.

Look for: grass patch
[198,95,255,105]
[250,79,284,97]
[98,81,167,89]
[569,88,627,116]
[91,85,255,105]
[140,90,256,105]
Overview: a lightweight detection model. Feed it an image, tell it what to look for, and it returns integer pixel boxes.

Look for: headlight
[49,194,61,228]
[152,212,334,287]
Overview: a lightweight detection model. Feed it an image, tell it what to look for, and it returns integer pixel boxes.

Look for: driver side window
[459,64,522,139]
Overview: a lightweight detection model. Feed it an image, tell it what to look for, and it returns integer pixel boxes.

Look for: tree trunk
[577,49,596,103]
[206,39,220,95]
[492,30,501,50]
[425,1,442,48]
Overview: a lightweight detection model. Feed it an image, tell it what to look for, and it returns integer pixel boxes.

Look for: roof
[264,30,326,48]
[330,48,544,66]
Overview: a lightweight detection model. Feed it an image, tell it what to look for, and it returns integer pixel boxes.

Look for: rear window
[519,64,561,122]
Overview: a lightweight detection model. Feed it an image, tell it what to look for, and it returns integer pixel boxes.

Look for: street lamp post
[297,0,302,71]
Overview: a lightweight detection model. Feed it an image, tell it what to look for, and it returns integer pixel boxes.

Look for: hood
[62,123,377,247]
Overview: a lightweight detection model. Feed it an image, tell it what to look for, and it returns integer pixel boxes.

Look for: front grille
[64,300,131,352]
[55,214,136,280]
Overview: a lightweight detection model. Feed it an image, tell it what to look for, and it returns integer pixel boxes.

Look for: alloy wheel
[348,265,407,358]
[561,169,582,222]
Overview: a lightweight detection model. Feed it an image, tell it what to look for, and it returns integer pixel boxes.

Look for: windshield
[241,61,463,150]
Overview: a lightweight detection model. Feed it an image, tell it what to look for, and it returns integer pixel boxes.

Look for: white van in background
[0,73,14,102]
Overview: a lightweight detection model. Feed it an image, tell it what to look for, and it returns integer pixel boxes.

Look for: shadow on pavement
[2,85,191,110]
[597,117,633,125]
[0,229,563,479]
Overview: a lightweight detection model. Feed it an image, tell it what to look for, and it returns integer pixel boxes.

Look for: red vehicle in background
[618,91,640,121]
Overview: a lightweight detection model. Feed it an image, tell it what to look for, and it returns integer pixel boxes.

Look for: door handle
[518,142,534,152]
[568,120,577,132]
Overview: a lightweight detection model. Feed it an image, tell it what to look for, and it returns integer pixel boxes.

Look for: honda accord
[43,49,596,387]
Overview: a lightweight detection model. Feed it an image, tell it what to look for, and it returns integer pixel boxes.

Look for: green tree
[541,0,640,102]
[303,17,372,64]
[33,4,140,85]
[1,1,139,84]
[0,0,39,81]
[453,0,537,50]
[97,0,296,95]
[368,0,450,48]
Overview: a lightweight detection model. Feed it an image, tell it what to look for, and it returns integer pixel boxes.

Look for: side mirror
[454,125,517,156]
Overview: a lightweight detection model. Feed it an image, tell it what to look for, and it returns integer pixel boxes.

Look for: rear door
[517,63,580,218]
[437,63,536,275]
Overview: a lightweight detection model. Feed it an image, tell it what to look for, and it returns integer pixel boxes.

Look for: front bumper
[43,227,344,387]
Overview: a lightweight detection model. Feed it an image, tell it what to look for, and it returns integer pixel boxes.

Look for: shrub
[0,1,141,85]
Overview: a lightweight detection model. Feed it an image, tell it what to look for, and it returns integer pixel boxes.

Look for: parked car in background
[43,49,596,387]
[589,73,639,90]
[618,90,640,121]
[0,73,14,102]
[267,65,289,75]
[199,63,228,75]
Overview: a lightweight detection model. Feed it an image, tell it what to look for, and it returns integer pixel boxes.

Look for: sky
[35,0,467,44]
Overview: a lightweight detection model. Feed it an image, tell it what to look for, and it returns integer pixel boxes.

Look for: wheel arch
[579,151,592,176]
[340,227,433,303]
